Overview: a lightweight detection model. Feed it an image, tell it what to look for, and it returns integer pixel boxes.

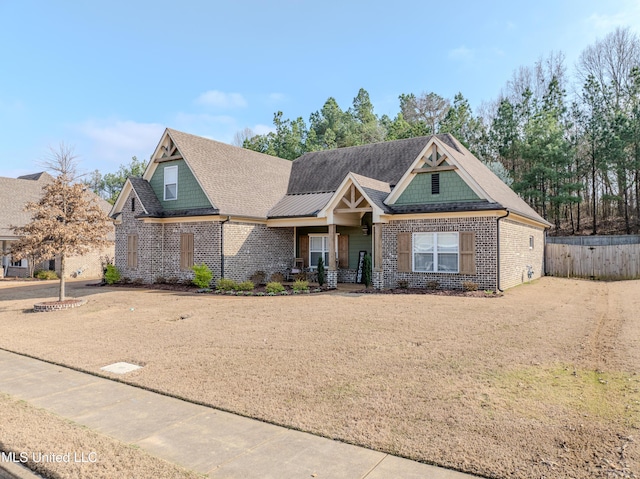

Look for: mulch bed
[357,287,502,297]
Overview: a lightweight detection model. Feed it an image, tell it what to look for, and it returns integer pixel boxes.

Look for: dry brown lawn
[0,277,638,478]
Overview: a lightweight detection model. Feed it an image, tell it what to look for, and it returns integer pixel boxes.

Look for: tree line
[240,27,640,235]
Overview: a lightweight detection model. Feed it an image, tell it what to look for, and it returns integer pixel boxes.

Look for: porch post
[372,223,384,289]
[327,224,338,288]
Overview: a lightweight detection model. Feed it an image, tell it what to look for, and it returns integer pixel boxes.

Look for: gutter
[496,209,511,292]
[219,216,230,278]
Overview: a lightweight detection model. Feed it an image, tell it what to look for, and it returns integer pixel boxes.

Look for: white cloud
[252,124,275,135]
[75,119,165,167]
[196,90,248,109]
[585,3,640,35]
[268,93,286,103]
[448,46,474,61]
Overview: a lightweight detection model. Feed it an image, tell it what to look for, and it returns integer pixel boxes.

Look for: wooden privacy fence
[545,243,640,280]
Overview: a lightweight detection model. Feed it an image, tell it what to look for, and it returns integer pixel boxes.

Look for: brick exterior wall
[115,191,294,284]
[381,216,498,290]
[498,218,545,289]
[223,223,293,282]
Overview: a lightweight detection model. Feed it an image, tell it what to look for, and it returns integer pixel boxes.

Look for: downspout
[220,216,230,278]
[496,210,510,292]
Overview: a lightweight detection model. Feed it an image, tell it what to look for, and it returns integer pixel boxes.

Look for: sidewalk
[0,349,479,479]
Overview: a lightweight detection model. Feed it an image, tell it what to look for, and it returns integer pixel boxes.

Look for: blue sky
[1,0,639,178]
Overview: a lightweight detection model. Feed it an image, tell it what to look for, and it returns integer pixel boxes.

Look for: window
[127,234,138,268]
[529,235,534,249]
[10,257,26,268]
[180,233,194,270]
[309,235,329,269]
[131,197,136,212]
[431,173,440,195]
[164,165,178,201]
[413,232,459,273]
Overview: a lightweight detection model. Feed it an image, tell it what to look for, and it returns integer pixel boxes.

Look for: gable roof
[146,129,293,218]
[438,135,549,225]
[129,177,163,216]
[286,135,460,195]
[0,173,53,238]
[1,172,114,239]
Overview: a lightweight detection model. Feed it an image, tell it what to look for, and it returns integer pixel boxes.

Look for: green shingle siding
[149,160,212,210]
[337,226,371,269]
[395,171,479,205]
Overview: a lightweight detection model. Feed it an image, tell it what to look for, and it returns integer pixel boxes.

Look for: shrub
[292,279,309,291]
[426,280,440,290]
[119,276,131,284]
[270,272,285,283]
[266,281,285,294]
[294,271,307,281]
[237,280,255,291]
[317,256,325,287]
[397,279,409,289]
[165,277,179,285]
[362,253,372,287]
[35,270,58,280]
[191,263,213,288]
[462,281,478,292]
[132,278,144,285]
[104,264,121,284]
[250,270,266,285]
[216,278,238,291]
[154,276,166,284]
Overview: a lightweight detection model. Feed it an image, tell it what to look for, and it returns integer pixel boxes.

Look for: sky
[1,0,639,179]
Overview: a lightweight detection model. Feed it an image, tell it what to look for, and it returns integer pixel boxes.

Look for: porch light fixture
[361,224,370,236]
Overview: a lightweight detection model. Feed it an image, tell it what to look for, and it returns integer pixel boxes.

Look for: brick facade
[381,216,498,290]
[115,190,294,284]
[498,218,545,289]
[223,223,293,282]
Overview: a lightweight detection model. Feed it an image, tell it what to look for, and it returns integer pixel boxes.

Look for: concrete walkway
[0,350,480,479]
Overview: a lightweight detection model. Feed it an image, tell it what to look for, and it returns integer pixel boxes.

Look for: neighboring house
[111,128,550,290]
[0,172,114,279]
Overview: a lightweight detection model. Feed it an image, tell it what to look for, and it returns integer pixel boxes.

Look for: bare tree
[232,127,255,147]
[577,26,640,107]
[11,145,112,302]
[399,92,451,133]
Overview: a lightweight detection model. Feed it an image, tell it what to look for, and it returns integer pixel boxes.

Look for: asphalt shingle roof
[0,173,53,238]
[166,129,292,218]
[129,177,164,216]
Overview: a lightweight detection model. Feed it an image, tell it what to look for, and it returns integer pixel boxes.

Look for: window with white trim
[164,165,178,201]
[309,235,329,270]
[413,232,459,273]
[10,257,27,268]
[529,235,534,249]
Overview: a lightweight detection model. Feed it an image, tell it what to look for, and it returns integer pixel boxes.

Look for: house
[111,128,550,290]
[0,172,114,279]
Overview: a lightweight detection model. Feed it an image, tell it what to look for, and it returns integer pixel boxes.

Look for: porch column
[372,223,384,289]
[327,224,338,288]
[328,224,337,271]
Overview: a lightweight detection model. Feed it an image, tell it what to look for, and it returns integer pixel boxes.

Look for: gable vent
[431,173,440,195]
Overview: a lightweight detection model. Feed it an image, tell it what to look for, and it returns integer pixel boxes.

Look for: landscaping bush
[237,280,255,291]
[216,278,238,291]
[266,281,285,294]
[191,263,213,288]
[104,264,121,285]
[397,279,409,289]
[154,276,167,284]
[35,270,58,280]
[292,279,309,291]
[317,257,325,287]
[119,276,131,284]
[269,272,285,283]
[462,281,478,292]
[165,277,179,285]
[294,271,307,281]
[362,253,372,287]
[249,270,266,285]
[427,280,440,290]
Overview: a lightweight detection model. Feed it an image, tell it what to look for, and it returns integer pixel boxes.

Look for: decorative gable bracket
[411,143,457,174]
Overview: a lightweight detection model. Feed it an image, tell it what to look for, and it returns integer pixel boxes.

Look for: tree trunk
[592,144,597,235]
[59,253,66,302]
